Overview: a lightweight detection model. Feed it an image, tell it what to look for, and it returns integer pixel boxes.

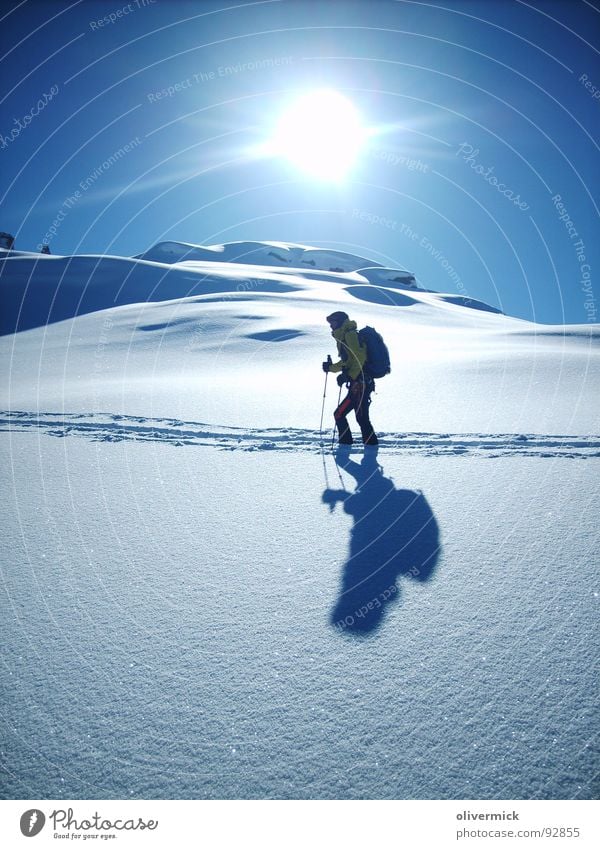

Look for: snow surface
[1,240,598,800]
[134,239,383,273]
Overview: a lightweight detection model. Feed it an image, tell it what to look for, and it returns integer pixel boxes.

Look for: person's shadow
[323,448,441,637]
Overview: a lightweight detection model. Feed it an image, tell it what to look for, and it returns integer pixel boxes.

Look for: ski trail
[1,411,599,458]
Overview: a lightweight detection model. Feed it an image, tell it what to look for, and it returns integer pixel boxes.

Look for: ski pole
[330,384,342,451]
[319,355,332,442]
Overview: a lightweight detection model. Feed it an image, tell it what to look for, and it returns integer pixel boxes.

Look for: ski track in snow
[1,410,599,459]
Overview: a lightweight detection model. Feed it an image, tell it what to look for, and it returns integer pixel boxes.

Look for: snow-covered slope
[0,239,596,433]
[1,240,598,800]
[134,238,384,273]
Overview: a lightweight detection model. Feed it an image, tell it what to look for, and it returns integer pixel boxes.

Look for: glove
[322,360,330,373]
[336,373,346,387]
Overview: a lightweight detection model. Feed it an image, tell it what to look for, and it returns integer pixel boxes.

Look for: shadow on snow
[323,447,441,638]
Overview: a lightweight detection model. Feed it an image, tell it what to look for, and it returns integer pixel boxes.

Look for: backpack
[358,326,391,378]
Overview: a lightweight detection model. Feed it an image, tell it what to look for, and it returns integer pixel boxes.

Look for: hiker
[322,311,378,446]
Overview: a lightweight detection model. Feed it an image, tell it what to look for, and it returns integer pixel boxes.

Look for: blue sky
[1,0,599,324]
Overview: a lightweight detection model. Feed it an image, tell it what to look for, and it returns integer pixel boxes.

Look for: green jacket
[329,319,367,380]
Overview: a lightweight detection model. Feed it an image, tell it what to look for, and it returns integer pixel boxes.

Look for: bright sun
[271,90,365,181]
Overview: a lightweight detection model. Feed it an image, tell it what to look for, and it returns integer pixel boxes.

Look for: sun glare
[271,90,365,181]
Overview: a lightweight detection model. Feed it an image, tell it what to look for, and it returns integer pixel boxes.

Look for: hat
[326,311,349,324]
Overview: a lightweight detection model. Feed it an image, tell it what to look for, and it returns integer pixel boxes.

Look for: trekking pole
[330,384,342,451]
[319,356,332,443]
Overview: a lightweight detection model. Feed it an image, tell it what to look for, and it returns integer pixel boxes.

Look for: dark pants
[334,380,377,445]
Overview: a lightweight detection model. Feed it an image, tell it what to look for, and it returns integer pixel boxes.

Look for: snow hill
[1,239,595,433]
[0,239,598,801]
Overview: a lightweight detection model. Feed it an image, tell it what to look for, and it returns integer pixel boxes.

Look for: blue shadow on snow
[323,448,441,637]
[344,285,417,307]
[245,329,306,342]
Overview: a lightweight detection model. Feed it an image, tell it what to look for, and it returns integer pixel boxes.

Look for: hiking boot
[363,434,378,446]
[336,419,353,444]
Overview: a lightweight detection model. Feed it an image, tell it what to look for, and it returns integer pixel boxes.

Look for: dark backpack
[358,326,391,378]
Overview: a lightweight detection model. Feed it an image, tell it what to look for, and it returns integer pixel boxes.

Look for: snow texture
[1,240,598,800]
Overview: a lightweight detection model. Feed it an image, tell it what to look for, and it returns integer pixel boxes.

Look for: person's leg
[352,381,378,445]
[334,391,355,444]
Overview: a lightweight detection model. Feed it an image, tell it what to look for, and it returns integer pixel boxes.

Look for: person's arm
[327,338,345,373]
[341,329,366,379]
